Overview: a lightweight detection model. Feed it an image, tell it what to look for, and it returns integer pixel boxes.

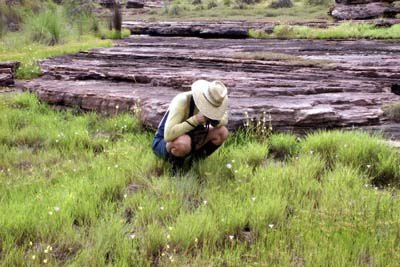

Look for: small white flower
[168,226,173,231]
[115,105,119,109]
[43,259,48,264]
[29,241,33,246]
[268,224,274,229]
[32,255,36,260]
[229,235,234,240]
[234,170,238,173]
[48,211,53,216]
[166,244,170,249]
[114,164,119,168]
[138,206,143,210]
[366,165,371,168]
[310,150,314,154]
[195,238,198,243]
[160,206,164,210]
[226,163,232,169]
[251,197,256,202]
[166,234,170,239]
[203,200,208,205]
[129,233,136,239]
[231,160,235,163]
[123,194,128,199]
[54,207,60,212]
[44,249,48,253]
[365,184,369,188]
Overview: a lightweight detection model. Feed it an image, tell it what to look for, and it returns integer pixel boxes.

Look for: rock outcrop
[331,0,400,20]
[99,0,120,8]
[21,36,400,138]
[126,0,145,8]
[0,61,20,87]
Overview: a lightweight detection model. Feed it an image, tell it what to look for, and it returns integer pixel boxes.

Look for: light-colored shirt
[164,91,228,142]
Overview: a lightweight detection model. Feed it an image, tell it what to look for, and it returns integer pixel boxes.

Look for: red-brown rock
[0,61,20,87]
[21,36,400,139]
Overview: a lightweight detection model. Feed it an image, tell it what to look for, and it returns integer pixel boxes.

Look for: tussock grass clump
[268,133,299,160]
[2,93,400,265]
[383,102,400,122]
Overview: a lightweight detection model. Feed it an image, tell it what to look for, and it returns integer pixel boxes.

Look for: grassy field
[249,23,400,39]
[1,93,400,266]
[0,0,130,79]
[137,0,332,21]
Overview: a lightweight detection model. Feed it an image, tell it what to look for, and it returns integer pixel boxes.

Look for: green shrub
[383,102,400,122]
[24,7,65,45]
[306,0,332,5]
[268,133,299,160]
[269,0,293,9]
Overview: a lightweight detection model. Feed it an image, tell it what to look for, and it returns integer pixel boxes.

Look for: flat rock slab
[123,20,400,38]
[0,61,20,87]
[22,36,400,138]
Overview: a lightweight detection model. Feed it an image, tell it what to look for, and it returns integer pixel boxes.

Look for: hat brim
[191,80,228,121]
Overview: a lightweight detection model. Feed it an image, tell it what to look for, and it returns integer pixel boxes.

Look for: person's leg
[193,126,229,158]
[166,134,192,157]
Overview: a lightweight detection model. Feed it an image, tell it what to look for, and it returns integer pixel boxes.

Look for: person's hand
[196,112,208,125]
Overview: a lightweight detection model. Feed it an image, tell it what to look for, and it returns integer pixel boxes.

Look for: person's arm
[216,111,228,128]
[164,94,200,142]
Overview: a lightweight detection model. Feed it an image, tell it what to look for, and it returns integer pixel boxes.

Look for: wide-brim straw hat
[191,80,228,120]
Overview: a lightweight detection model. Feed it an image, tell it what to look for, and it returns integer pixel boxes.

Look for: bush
[268,133,299,160]
[268,0,293,9]
[306,0,332,5]
[24,7,65,45]
[383,102,400,122]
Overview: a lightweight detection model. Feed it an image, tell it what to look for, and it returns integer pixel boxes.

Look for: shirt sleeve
[164,94,200,142]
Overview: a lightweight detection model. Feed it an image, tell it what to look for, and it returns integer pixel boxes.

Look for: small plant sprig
[243,110,273,141]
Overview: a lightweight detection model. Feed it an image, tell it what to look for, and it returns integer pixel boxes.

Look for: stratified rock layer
[0,61,20,87]
[331,0,400,20]
[22,36,400,138]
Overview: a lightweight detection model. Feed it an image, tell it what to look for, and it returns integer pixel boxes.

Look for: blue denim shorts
[152,136,169,159]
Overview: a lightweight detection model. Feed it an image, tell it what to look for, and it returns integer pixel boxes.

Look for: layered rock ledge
[22,36,400,138]
[0,61,20,87]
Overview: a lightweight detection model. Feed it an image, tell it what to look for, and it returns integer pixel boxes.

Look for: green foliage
[383,102,400,122]
[1,93,400,265]
[250,23,400,40]
[24,6,64,45]
[268,133,299,160]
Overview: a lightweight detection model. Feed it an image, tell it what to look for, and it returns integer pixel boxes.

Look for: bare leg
[195,126,229,150]
[166,134,192,157]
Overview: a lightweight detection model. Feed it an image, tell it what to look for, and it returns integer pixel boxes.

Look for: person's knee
[211,127,229,145]
[168,135,192,157]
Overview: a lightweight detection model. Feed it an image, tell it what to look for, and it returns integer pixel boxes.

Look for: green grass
[137,0,331,21]
[249,23,400,39]
[383,102,400,122]
[0,35,112,79]
[1,92,400,265]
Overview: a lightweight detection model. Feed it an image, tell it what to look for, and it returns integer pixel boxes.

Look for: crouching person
[152,80,229,171]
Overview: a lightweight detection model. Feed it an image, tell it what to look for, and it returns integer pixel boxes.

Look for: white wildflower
[43,259,48,264]
[54,207,60,212]
[129,233,136,239]
[366,165,371,168]
[203,200,208,205]
[229,235,234,240]
[160,206,164,210]
[48,211,53,216]
[268,224,274,229]
[251,197,256,202]
[32,255,36,260]
[226,163,232,169]
[123,194,128,199]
